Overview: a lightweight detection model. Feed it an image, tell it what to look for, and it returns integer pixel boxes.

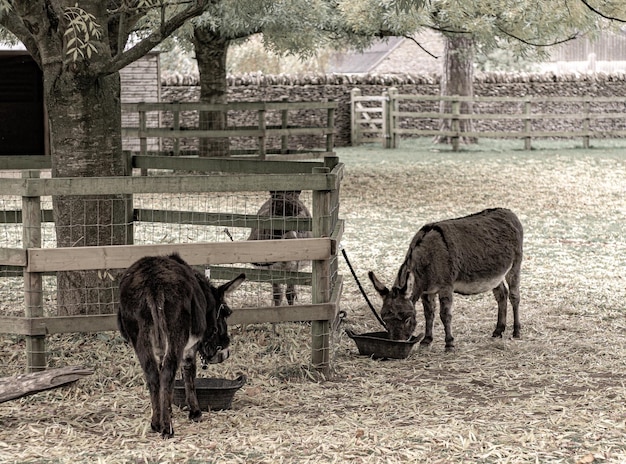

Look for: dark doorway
[0,53,45,156]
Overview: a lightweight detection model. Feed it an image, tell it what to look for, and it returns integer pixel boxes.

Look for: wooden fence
[351,88,626,150]
[0,155,344,375]
[121,100,337,160]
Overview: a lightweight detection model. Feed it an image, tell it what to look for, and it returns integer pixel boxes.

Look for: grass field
[1,138,625,463]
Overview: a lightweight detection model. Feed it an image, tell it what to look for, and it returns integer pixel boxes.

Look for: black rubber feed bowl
[346,329,422,360]
[173,375,246,411]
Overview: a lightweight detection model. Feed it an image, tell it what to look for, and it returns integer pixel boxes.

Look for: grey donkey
[368,208,523,350]
[248,191,312,306]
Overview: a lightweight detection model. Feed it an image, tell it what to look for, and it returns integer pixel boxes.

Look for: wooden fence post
[172,102,181,156]
[139,105,148,176]
[350,88,361,146]
[280,96,289,154]
[583,100,590,149]
[326,104,335,154]
[258,108,267,160]
[388,87,399,148]
[381,89,390,149]
[524,100,532,150]
[311,167,332,376]
[451,99,460,152]
[22,170,45,372]
[324,156,340,289]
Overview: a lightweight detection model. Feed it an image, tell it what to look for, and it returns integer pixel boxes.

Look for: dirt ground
[1,139,625,463]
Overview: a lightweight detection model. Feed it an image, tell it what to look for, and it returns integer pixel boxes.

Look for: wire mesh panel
[0,157,342,374]
[133,190,315,309]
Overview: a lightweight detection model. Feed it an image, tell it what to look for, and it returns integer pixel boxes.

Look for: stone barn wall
[162,72,626,147]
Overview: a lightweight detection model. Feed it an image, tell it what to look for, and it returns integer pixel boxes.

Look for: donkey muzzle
[208,347,230,364]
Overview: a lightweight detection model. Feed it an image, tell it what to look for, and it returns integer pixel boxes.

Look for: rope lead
[340,244,387,331]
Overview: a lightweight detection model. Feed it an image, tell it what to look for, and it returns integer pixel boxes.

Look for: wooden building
[0,45,161,156]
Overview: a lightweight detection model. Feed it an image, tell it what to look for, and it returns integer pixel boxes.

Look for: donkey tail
[147,290,169,363]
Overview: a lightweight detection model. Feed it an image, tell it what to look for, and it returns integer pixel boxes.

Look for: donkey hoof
[161,425,174,439]
[189,410,202,422]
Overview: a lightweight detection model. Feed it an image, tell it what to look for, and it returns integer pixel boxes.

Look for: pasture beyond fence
[351,88,626,150]
[0,155,344,375]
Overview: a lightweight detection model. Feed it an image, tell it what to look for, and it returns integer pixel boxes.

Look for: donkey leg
[492,282,509,338]
[134,338,162,433]
[285,283,297,305]
[159,354,179,438]
[272,283,284,306]
[181,356,202,422]
[420,294,436,346]
[438,290,455,350]
[507,268,522,338]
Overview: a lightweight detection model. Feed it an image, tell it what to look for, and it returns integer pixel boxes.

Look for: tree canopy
[0,0,624,313]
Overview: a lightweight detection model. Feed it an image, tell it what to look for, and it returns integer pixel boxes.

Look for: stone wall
[162,72,626,147]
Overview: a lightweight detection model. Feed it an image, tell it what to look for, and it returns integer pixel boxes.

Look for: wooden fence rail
[121,100,337,160]
[351,89,626,150]
[0,156,344,375]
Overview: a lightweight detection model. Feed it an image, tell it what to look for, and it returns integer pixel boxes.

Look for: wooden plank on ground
[26,238,334,272]
[0,366,94,403]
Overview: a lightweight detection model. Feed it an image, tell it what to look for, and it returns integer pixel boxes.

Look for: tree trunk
[45,70,132,316]
[192,28,230,157]
[435,34,477,145]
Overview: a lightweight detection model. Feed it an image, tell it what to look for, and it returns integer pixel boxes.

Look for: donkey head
[197,273,246,366]
[368,271,417,341]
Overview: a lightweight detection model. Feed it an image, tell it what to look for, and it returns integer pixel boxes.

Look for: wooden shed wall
[0,50,161,156]
[120,52,161,152]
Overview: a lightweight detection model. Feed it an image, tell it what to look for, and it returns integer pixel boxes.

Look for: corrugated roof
[328,37,405,73]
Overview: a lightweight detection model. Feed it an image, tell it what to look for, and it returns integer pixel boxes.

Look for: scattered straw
[1,141,625,463]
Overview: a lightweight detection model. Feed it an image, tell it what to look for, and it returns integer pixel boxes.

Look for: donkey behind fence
[369,208,523,350]
[248,191,312,306]
[117,253,245,438]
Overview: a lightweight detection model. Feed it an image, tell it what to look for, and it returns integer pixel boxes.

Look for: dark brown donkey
[368,208,523,350]
[117,253,245,438]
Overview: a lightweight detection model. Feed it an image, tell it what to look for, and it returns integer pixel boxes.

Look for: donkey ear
[403,272,415,300]
[368,271,389,296]
[219,273,246,297]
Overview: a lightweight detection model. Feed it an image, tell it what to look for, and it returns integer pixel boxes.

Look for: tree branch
[578,0,626,23]
[102,0,212,75]
[496,25,581,47]
[2,0,64,69]
[403,34,439,59]
[427,24,471,36]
